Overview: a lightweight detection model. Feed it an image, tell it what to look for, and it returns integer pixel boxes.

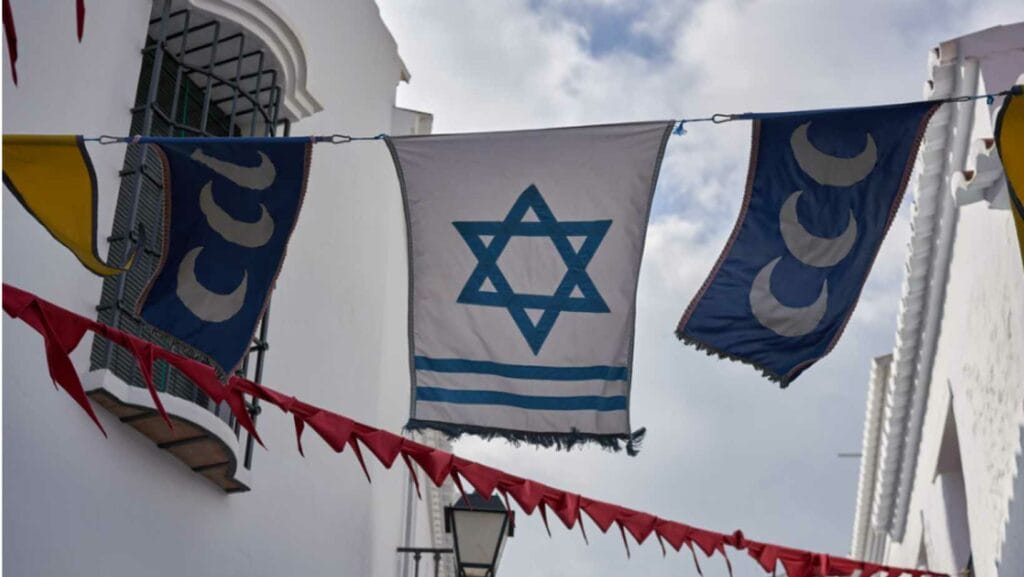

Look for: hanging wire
[80,86,1020,144]
[674,112,743,135]
[82,133,389,144]
[949,85,1020,102]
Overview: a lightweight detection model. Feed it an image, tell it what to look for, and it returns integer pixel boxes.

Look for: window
[90,1,286,471]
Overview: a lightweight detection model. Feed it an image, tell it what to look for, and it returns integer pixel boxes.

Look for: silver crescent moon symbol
[191,149,277,190]
[780,191,857,268]
[176,246,247,323]
[750,257,828,337]
[790,122,877,187]
[199,182,275,248]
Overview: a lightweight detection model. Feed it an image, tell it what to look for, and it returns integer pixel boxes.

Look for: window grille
[90,0,287,470]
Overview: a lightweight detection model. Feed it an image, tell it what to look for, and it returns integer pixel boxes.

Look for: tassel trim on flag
[406,419,647,455]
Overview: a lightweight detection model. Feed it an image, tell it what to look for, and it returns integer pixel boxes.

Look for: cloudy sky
[376,2,1024,575]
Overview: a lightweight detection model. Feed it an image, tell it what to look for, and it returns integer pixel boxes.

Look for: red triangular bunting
[452,458,502,497]
[356,429,404,468]
[0,283,948,577]
[690,529,723,557]
[780,552,813,577]
[406,446,453,487]
[618,509,657,545]
[654,520,689,552]
[450,470,469,502]
[400,452,423,499]
[580,498,618,533]
[537,502,553,537]
[158,350,225,405]
[348,437,372,483]
[830,556,859,576]
[617,521,631,558]
[747,542,779,573]
[305,410,354,453]
[75,0,84,41]
[123,337,171,429]
[35,302,105,435]
[547,491,580,529]
[686,541,704,576]
[503,479,546,515]
[294,415,306,456]
[577,512,589,545]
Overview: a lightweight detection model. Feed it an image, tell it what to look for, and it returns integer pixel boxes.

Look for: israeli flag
[387,122,673,450]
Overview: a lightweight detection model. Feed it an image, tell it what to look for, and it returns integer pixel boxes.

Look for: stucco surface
[2,1,428,576]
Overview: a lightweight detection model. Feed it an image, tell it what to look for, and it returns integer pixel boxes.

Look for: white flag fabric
[387,122,673,451]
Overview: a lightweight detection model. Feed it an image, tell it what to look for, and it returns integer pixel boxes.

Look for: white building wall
[927,195,1024,577]
[850,25,1024,577]
[885,180,1024,577]
[3,1,433,576]
[894,66,1024,577]
[999,427,1024,576]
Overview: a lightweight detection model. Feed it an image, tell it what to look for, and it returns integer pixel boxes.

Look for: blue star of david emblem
[453,184,612,354]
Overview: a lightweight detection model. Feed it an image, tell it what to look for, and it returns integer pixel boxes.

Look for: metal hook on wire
[317,134,387,144]
[81,135,127,144]
[323,134,353,144]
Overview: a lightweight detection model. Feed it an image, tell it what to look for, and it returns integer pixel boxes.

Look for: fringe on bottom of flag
[674,332,793,388]
[405,419,646,456]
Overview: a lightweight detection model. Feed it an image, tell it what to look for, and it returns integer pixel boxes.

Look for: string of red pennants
[3,282,942,577]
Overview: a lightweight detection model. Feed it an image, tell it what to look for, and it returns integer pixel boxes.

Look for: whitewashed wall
[849,27,1024,576]
[2,1,427,576]
[878,101,1024,576]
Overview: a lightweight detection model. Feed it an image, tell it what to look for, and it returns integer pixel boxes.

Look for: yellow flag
[3,134,135,276]
[994,88,1024,271]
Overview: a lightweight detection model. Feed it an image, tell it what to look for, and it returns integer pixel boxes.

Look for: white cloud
[376,0,1024,574]
[641,215,720,293]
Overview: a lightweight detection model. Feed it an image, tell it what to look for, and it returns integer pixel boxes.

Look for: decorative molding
[869,44,977,541]
[952,137,1009,209]
[187,0,322,120]
[852,354,891,559]
[898,54,977,541]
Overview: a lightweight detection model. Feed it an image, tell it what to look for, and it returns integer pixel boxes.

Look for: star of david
[453,184,612,354]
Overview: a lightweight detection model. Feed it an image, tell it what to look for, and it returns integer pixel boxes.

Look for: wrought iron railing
[91,0,287,470]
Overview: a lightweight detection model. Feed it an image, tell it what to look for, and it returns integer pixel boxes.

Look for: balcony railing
[88,0,288,490]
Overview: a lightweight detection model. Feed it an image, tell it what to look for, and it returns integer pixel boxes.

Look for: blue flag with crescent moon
[676,102,939,386]
[137,137,311,374]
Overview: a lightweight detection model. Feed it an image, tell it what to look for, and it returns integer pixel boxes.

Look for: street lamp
[445,492,514,577]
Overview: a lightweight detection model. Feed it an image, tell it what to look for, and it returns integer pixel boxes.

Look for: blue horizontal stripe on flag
[416,387,627,411]
[414,356,628,381]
